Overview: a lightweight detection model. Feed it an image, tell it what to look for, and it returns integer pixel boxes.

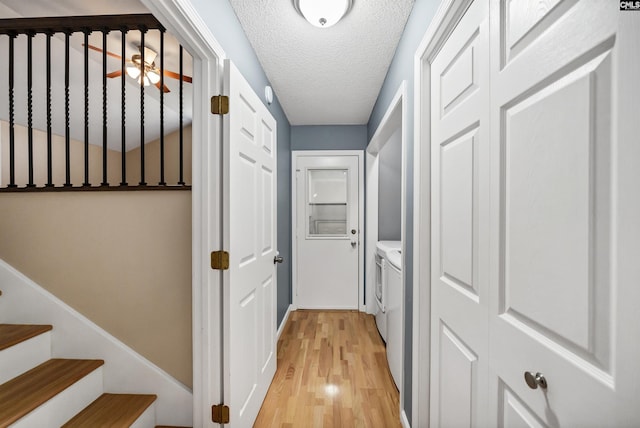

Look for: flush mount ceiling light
[294,0,353,28]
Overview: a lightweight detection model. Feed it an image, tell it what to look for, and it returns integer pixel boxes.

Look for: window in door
[307,168,349,237]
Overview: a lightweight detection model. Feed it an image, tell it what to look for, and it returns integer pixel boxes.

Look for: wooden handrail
[0,14,163,35]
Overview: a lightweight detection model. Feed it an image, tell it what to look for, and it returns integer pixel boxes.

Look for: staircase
[0,323,190,427]
[0,261,193,427]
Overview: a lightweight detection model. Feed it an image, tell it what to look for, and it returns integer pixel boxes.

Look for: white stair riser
[0,332,51,385]
[1,260,192,426]
[10,367,103,428]
[130,401,157,428]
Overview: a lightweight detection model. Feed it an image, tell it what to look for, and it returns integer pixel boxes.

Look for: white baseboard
[0,259,192,427]
[277,304,293,340]
[401,409,411,428]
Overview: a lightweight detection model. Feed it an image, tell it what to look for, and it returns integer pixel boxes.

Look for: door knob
[351,241,357,248]
[273,255,284,264]
[351,229,357,235]
[524,371,547,390]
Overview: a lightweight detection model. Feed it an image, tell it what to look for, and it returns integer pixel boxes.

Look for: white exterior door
[294,154,361,309]
[222,59,277,427]
[429,0,640,426]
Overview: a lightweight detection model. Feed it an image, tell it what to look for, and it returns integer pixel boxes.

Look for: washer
[385,249,402,389]
[374,241,401,342]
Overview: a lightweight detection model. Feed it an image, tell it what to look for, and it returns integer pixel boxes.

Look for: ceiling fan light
[126,66,141,79]
[141,46,158,64]
[147,70,161,85]
[294,0,352,28]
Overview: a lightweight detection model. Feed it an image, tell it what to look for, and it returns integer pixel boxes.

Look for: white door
[429,0,640,426]
[488,1,639,426]
[429,0,491,425]
[222,59,277,427]
[294,154,360,309]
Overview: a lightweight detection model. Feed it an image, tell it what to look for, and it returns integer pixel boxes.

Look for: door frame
[291,150,365,311]
[366,80,407,314]
[366,80,407,420]
[412,0,474,426]
[140,0,226,426]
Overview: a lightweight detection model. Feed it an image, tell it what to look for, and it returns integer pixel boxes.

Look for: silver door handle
[524,371,547,389]
[274,255,284,264]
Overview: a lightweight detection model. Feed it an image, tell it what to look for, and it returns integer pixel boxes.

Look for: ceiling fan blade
[155,81,171,93]
[85,44,122,60]
[163,69,193,83]
[106,70,123,78]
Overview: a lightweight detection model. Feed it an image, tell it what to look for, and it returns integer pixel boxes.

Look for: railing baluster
[27,32,35,187]
[101,29,109,186]
[159,29,166,186]
[83,30,90,186]
[7,33,16,188]
[178,45,184,186]
[64,31,71,187]
[45,32,53,187]
[120,27,128,186]
[139,27,147,186]
[0,14,190,192]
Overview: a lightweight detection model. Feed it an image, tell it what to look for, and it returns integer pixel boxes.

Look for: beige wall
[0,122,192,187]
[0,122,193,387]
[0,122,122,187]
[127,126,192,186]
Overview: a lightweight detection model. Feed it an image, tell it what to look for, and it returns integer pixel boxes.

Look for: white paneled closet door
[488,1,639,426]
[429,0,491,426]
[223,59,277,427]
[429,0,640,426]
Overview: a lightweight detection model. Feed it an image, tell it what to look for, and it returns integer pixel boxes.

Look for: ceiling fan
[86,44,192,93]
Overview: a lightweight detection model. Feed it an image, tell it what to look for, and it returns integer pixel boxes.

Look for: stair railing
[0,14,190,191]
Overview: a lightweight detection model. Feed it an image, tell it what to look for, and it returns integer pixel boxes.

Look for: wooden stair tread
[0,324,52,351]
[0,358,104,426]
[155,426,192,428]
[63,393,157,427]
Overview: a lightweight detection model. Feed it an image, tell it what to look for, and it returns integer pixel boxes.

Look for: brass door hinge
[211,251,229,270]
[212,403,230,424]
[211,95,229,115]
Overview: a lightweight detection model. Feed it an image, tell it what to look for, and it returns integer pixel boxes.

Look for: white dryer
[385,249,402,389]
[374,241,401,342]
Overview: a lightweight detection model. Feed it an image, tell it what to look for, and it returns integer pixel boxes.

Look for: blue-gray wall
[190,0,292,328]
[291,125,368,151]
[188,0,443,422]
[378,128,402,241]
[366,0,441,423]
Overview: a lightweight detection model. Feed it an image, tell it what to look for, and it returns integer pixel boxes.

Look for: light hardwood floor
[254,310,401,428]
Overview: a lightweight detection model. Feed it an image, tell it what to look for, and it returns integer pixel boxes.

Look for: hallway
[254,310,401,427]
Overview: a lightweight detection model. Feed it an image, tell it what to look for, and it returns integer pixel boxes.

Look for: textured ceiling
[230,0,415,125]
[0,0,415,131]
